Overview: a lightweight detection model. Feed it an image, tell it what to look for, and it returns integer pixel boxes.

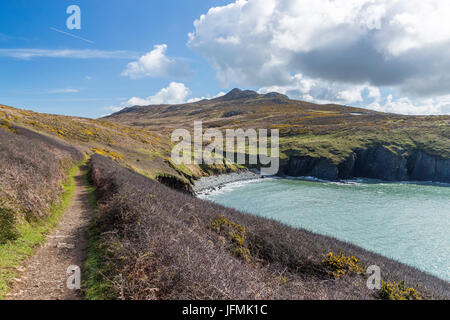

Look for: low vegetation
[85,155,449,300]
[0,207,17,244]
[0,104,235,190]
[0,124,83,299]
[1,91,449,300]
[321,251,365,278]
[379,280,422,300]
[81,168,118,300]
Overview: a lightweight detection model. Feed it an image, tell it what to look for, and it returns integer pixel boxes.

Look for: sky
[1,0,450,118]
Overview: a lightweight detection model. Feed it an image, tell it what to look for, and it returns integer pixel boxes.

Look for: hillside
[3,89,450,186]
[0,123,83,298]
[105,88,450,182]
[0,104,238,194]
[1,99,449,300]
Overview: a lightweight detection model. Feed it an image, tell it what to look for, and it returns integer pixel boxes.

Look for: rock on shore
[193,171,261,193]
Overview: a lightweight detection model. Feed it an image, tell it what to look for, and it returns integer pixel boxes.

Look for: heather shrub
[0,125,83,220]
[86,154,450,300]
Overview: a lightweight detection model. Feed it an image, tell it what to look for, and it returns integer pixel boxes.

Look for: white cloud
[125,82,191,106]
[0,49,138,60]
[258,73,380,105]
[122,44,190,79]
[105,84,227,114]
[337,87,364,104]
[258,74,450,114]
[187,91,227,103]
[368,95,450,115]
[213,91,226,98]
[186,97,205,103]
[104,105,124,113]
[189,0,450,114]
[367,87,382,101]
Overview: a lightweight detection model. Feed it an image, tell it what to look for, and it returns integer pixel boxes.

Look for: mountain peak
[216,88,289,101]
[218,88,260,101]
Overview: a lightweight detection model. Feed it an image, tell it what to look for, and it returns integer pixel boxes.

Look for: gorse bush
[86,155,450,300]
[379,280,422,300]
[0,119,16,133]
[210,215,251,262]
[322,251,365,278]
[91,148,123,160]
[0,206,17,243]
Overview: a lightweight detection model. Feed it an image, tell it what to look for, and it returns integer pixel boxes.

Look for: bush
[0,119,16,133]
[211,215,251,262]
[379,280,422,300]
[0,125,83,220]
[321,251,364,278]
[0,206,17,243]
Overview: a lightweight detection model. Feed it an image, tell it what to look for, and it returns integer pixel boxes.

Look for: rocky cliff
[280,146,450,183]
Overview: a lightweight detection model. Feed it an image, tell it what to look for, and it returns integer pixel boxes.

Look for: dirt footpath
[6,167,92,300]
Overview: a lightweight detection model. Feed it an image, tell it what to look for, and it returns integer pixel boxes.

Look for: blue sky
[0,0,231,117]
[1,0,450,117]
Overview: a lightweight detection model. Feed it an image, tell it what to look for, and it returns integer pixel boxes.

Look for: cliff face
[281,146,450,183]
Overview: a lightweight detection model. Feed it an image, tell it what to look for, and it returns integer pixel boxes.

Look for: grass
[0,161,83,299]
[81,165,118,300]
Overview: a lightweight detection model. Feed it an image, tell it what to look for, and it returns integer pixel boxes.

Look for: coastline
[194,172,450,282]
[193,170,262,194]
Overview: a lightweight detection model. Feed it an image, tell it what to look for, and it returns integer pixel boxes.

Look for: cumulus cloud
[368,95,450,115]
[122,44,190,79]
[105,84,227,114]
[258,73,381,105]
[105,82,192,113]
[124,82,191,106]
[189,0,450,114]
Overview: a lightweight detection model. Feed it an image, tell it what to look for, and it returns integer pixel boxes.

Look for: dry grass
[85,154,449,300]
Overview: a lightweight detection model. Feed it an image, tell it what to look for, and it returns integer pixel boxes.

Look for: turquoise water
[200,178,450,281]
